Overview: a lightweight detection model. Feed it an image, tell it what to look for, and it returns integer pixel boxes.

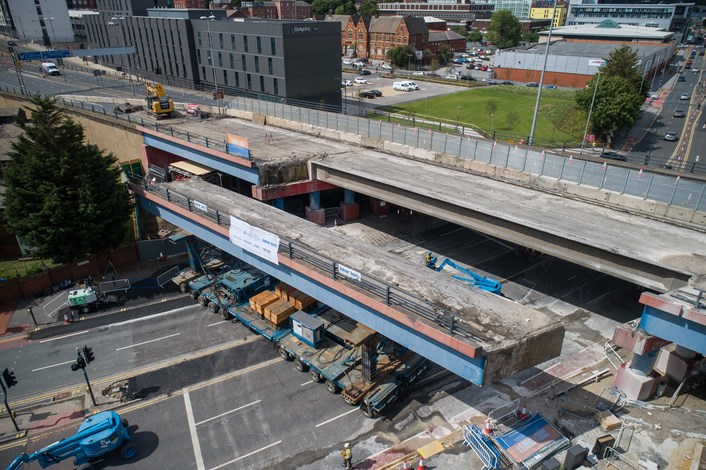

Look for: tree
[334,1,356,14]
[486,10,522,49]
[386,45,416,68]
[468,29,484,43]
[439,45,454,65]
[450,26,468,38]
[3,96,132,264]
[575,75,643,141]
[485,99,497,119]
[311,0,340,15]
[357,0,379,16]
[506,110,520,130]
[522,31,539,43]
[600,45,644,94]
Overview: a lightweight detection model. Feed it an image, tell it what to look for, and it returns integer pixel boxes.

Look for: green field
[0,258,55,280]
[379,86,586,147]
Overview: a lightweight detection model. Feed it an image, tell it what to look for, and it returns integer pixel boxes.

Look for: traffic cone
[483,418,492,436]
[417,458,427,470]
[402,459,411,470]
[63,312,70,325]
[518,404,529,419]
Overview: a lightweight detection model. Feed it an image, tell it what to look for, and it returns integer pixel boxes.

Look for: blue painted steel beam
[138,195,486,385]
[640,305,706,355]
[143,134,260,184]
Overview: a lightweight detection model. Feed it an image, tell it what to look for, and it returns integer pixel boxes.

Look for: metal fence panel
[43,292,69,319]
[623,170,653,199]
[602,166,631,193]
[542,154,565,179]
[560,159,584,183]
[671,179,705,210]
[157,265,180,287]
[99,279,131,294]
[581,162,606,188]
[646,174,680,205]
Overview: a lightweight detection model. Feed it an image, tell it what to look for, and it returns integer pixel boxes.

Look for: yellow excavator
[144,81,175,119]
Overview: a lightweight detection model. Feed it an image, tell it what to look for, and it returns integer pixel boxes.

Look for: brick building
[234,0,311,20]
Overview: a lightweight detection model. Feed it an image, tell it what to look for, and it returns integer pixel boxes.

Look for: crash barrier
[133,178,489,344]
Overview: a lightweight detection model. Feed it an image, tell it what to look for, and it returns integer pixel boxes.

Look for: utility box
[540,457,561,470]
[564,444,588,470]
[291,310,325,347]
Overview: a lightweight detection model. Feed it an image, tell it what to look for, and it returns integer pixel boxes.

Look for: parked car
[673,109,686,118]
[678,75,686,82]
[693,68,700,73]
[664,131,678,141]
[544,85,558,90]
[680,92,690,100]
[342,80,353,87]
[358,91,375,99]
[445,75,459,80]
[359,69,371,75]
[480,66,488,71]
[526,82,539,87]
[381,63,392,69]
[501,80,514,85]
[482,79,497,85]
[342,59,353,65]
[479,56,490,61]
[601,151,627,161]
[700,50,705,56]
[354,77,367,84]
[369,89,383,97]
[461,75,477,81]
[412,71,424,76]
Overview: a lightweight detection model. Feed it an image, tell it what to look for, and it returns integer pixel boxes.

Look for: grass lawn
[0,258,55,279]
[379,86,585,146]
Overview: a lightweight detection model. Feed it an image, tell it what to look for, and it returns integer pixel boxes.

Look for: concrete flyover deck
[133,178,564,386]
[309,151,706,293]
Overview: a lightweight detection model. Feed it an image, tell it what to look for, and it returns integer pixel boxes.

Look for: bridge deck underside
[310,153,706,293]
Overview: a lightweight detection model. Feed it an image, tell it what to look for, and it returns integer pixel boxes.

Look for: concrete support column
[340,189,359,222]
[306,191,325,225]
[273,198,284,210]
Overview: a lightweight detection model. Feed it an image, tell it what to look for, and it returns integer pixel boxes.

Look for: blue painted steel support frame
[143,134,260,185]
[640,305,706,355]
[138,196,486,385]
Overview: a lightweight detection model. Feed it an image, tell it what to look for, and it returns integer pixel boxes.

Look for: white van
[393,81,412,91]
[40,62,60,76]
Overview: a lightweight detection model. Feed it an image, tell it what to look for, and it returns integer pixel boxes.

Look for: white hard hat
[344,443,351,448]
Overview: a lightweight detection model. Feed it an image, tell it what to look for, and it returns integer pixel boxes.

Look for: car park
[673,109,686,118]
[526,82,539,87]
[354,77,367,84]
[601,151,627,161]
[680,92,690,100]
[664,131,678,141]
[359,69,371,75]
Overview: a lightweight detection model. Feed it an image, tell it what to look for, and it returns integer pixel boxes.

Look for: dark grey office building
[86,9,342,107]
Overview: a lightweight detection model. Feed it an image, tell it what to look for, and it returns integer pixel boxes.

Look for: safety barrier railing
[132,177,489,346]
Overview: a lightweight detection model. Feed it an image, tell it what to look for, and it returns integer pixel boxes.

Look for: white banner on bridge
[229,216,280,265]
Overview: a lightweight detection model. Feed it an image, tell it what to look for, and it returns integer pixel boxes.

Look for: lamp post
[528,0,558,146]
[580,70,601,154]
[200,15,220,113]
[109,17,135,96]
[407,53,413,71]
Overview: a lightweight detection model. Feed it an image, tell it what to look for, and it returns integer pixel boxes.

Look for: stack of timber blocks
[249,291,280,316]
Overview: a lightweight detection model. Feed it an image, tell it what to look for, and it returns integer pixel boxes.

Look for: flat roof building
[565,1,693,34]
[539,20,676,43]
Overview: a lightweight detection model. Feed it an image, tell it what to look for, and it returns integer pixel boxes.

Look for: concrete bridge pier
[340,188,359,221]
[306,191,325,225]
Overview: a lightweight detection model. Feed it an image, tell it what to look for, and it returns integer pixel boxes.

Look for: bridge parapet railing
[133,178,488,346]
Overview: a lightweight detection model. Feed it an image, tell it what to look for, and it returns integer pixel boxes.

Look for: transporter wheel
[326,380,340,395]
[342,394,358,406]
[190,289,200,299]
[208,302,220,314]
[310,370,322,383]
[293,358,308,372]
[120,442,138,460]
[198,296,209,307]
[220,311,230,320]
[179,282,188,293]
[278,346,291,361]
[121,418,129,428]
[360,404,377,419]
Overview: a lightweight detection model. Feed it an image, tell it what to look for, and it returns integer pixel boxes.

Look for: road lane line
[31,360,76,372]
[300,380,313,386]
[210,440,282,470]
[315,408,359,427]
[184,392,206,470]
[207,321,228,327]
[38,330,90,343]
[115,333,181,351]
[196,399,261,426]
[108,305,194,328]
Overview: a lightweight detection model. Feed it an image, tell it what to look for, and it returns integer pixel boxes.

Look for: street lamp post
[580,71,601,154]
[407,53,413,71]
[528,0,558,146]
[110,17,135,96]
[200,15,220,114]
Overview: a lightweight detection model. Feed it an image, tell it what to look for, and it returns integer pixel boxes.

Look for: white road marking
[115,333,181,351]
[440,227,465,238]
[108,305,194,328]
[196,400,261,426]
[38,330,89,343]
[587,292,610,306]
[207,321,228,327]
[211,441,282,469]
[315,408,360,427]
[300,380,313,386]
[31,359,76,372]
[184,392,206,470]
[416,370,447,385]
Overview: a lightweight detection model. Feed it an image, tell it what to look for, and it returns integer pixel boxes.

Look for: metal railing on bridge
[132,177,489,346]
[49,93,706,215]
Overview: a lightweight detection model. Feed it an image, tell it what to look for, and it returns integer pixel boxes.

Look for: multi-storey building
[565,0,693,33]
[0,0,75,45]
[86,9,342,106]
[493,0,531,19]
[529,0,568,27]
[378,0,495,24]
[234,0,312,21]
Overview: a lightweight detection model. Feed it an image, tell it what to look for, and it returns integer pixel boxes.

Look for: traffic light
[83,346,95,364]
[71,356,86,371]
[2,368,17,388]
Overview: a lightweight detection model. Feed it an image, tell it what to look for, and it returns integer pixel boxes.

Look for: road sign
[588,59,606,67]
[213,89,224,100]
[585,134,596,142]
[17,49,70,61]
